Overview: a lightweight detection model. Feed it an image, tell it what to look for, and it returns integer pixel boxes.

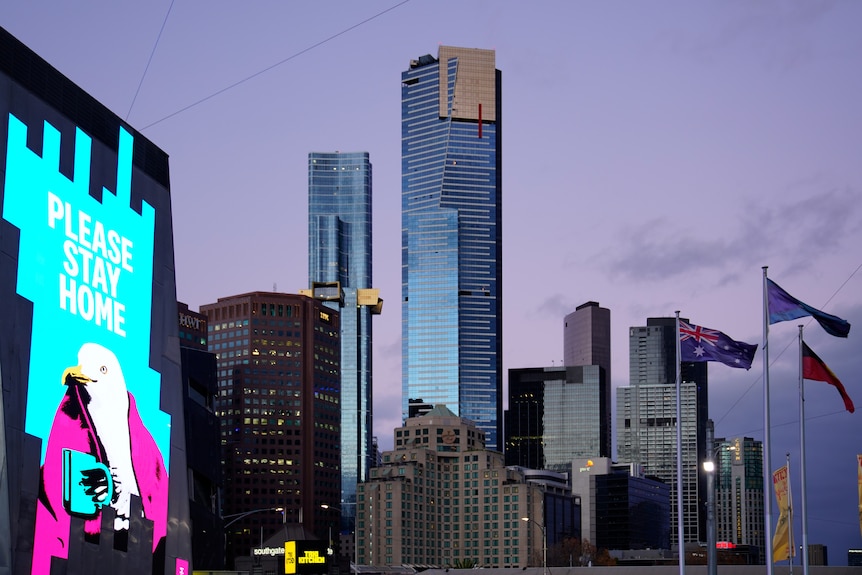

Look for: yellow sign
[284,541,329,574]
[299,550,326,564]
[857,454,861,538]
[772,465,795,562]
[285,541,296,574]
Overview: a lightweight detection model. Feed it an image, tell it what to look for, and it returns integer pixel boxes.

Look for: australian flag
[679,321,758,370]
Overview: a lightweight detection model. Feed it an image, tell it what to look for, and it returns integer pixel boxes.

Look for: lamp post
[521,516,548,575]
[222,507,284,569]
[702,459,717,575]
[223,506,285,528]
[702,431,736,575]
[321,503,358,573]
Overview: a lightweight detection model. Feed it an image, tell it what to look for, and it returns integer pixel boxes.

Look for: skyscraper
[505,365,609,470]
[564,301,612,456]
[307,151,377,530]
[401,46,503,449]
[618,317,709,546]
[201,292,341,565]
[714,436,765,553]
[564,301,611,379]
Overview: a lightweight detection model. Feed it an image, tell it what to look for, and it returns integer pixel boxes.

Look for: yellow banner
[857,455,862,538]
[772,465,795,562]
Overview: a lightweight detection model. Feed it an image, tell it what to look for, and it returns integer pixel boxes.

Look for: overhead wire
[139,0,412,131]
[713,260,862,431]
[126,0,176,121]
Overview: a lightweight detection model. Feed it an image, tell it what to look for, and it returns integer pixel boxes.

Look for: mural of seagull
[32,342,168,574]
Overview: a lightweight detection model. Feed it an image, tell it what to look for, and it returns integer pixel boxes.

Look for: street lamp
[702,459,717,575]
[222,507,284,569]
[703,443,736,575]
[321,503,358,573]
[224,506,285,528]
[521,516,548,575]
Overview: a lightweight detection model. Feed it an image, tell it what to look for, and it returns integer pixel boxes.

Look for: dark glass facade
[505,365,610,470]
[308,151,373,529]
[593,472,670,551]
[177,303,224,570]
[201,293,340,567]
[401,46,503,449]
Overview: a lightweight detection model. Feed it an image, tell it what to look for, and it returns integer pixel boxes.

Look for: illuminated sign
[716,542,737,549]
[179,311,204,330]
[285,541,329,575]
[2,113,170,573]
[254,546,286,556]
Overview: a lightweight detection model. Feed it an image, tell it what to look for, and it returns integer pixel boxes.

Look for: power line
[714,260,862,430]
[126,0,176,121]
[140,0,411,131]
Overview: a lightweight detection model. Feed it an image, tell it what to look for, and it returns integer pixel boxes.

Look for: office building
[1,26,192,573]
[177,302,224,570]
[570,458,669,552]
[564,301,611,381]
[505,365,610,471]
[618,317,709,546]
[201,292,341,566]
[356,406,578,568]
[713,436,765,554]
[401,46,503,449]
[566,301,612,457]
[617,382,698,548]
[593,467,670,551]
[307,151,378,532]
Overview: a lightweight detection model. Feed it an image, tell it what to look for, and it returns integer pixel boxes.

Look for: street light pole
[521,516,548,575]
[322,503,358,573]
[703,459,716,575]
[223,506,285,528]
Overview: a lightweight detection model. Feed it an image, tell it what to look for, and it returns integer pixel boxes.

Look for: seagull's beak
[63,365,95,386]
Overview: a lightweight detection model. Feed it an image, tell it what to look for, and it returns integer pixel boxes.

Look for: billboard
[284,540,329,575]
[1,27,190,574]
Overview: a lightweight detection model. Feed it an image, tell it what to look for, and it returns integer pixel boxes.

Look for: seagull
[64,342,140,530]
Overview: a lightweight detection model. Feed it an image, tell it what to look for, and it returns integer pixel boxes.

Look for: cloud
[600,186,860,283]
[535,293,578,319]
[655,0,847,73]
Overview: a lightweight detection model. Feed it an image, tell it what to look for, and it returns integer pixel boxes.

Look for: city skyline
[4,1,860,563]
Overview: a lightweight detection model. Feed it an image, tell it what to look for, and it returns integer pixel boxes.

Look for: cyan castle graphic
[2,113,170,463]
[2,113,171,571]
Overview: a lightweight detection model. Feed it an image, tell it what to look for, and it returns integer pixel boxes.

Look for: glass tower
[308,151,373,527]
[714,436,765,552]
[401,46,503,449]
[505,365,610,470]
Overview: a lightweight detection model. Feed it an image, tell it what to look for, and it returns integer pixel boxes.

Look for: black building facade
[594,471,670,551]
[178,302,223,570]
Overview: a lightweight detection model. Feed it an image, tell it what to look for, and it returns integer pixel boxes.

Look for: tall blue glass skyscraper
[308,151,375,528]
[401,46,503,450]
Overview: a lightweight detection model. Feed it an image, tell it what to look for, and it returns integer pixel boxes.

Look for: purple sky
[5,0,861,563]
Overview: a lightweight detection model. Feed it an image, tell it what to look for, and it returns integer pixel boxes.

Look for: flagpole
[675,311,685,575]
[762,266,775,573]
[798,326,810,575]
